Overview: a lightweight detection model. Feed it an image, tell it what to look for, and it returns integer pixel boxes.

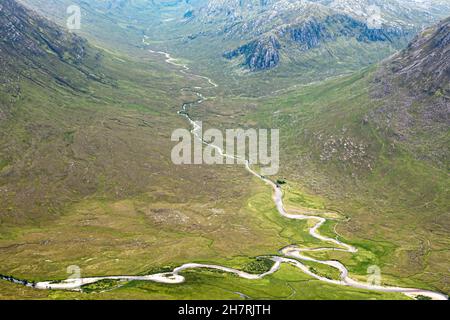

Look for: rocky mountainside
[223,35,281,71]
[369,17,450,167]
[0,0,109,100]
[388,16,450,95]
[311,0,450,27]
[223,12,410,70]
[199,0,449,28]
[0,0,85,63]
[187,0,450,71]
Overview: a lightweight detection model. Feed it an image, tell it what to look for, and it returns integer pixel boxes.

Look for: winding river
[5,45,447,300]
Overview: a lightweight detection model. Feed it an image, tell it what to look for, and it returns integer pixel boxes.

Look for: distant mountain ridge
[199,0,449,28]
[16,0,450,91]
[223,12,410,70]
[186,0,450,71]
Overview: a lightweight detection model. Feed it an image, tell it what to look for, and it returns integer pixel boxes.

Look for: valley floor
[1,48,448,300]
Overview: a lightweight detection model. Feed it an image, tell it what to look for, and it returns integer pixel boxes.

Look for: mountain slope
[0,0,120,124]
[0,0,110,93]
[370,16,450,168]
[386,17,450,95]
[0,0,196,227]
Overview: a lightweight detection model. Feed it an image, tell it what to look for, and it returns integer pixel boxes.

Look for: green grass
[82,280,124,294]
[301,261,342,281]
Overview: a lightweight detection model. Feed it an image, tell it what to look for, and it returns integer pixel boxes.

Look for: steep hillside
[0,0,138,223]
[0,0,200,227]
[370,17,450,168]
[0,0,109,92]
[384,17,450,95]
[0,0,115,121]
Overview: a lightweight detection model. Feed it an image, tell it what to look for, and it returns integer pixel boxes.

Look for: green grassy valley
[0,0,449,302]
